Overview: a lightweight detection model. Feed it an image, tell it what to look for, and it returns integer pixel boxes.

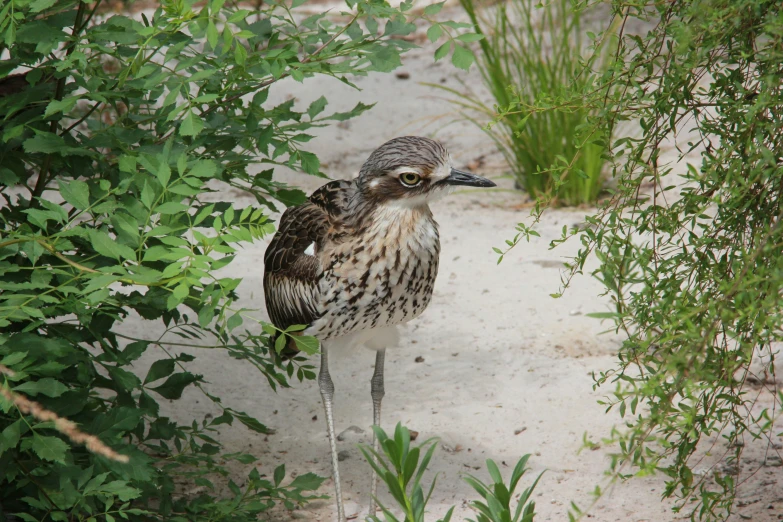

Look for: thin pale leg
[369,348,386,517]
[319,345,346,522]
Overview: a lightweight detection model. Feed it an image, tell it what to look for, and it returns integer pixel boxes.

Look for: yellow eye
[400,172,421,186]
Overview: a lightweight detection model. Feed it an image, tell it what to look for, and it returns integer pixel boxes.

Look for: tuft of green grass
[361,423,542,522]
[437,0,615,206]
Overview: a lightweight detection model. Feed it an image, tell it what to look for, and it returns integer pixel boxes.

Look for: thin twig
[0,365,129,463]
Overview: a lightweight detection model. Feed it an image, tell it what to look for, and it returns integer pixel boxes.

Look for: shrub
[0,0,479,519]
[434,0,615,206]
[502,0,783,519]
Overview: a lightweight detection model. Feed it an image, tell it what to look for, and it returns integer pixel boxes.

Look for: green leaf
[423,1,445,15]
[366,16,378,36]
[24,132,67,154]
[13,378,68,398]
[38,200,67,224]
[456,33,484,43]
[227,9,252,23]
[90,407,143,438]
[0,167,18,186]
[234,43,247,65]
[149,372,200,400]
[107,366,142,391]
[206,21,219,49]
[299,151,320,175]
[22,208,53,230]
[486,458,503,484]
[155,201,188,214]
[155,163,171,186]
[426,24,443,43]
[585,312,620,319]
[228,452,256,464]
[288,472,326,490]
[172,283,188,301]
[292,335,319,355]
[188,69,217,83]
[180,110,204,137]
[307,96,328,119]
[451,45,475,70]
[367,47,402,72]
[58,179,90,210]
[284,324,308,332]
[102,446,154,481]
[193,94,219,104]
[162,86,181,108]
[140,182,155,209]
[226,313,243,331]
[111,213,140,243]
[29,0,58,13]
[101,480,142,501]
[32,434,68,463]
[11,514,37,522]
[118,155,137,174]
[24,133,92,157]
[122,341,148,363]
[274,464,285,486]
[144,359,176,384]
[0,420,22,452]
[434,41,451,61]
[325,102,375,122]
[274,334,286,354]
[2,124,24,143]
[0,352,26,368]
[189,160,217,178]
[44,97,77,117]
[168,183,200,196]
[232,410,271,434]
[90,229,136,261]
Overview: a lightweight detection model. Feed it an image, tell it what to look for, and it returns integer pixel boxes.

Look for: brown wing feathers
[263,204,325,330]
[263,180,352,331]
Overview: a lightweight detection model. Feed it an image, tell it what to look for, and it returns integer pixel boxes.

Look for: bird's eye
[399,172,421,186]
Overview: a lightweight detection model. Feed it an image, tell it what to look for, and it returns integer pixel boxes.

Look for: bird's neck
[353,202,437,248]
[336,184,438,243]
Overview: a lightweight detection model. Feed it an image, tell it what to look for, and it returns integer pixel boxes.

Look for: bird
[262,136,495,521]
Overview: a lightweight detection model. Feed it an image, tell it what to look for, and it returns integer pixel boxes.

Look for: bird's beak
[444,168,496,188]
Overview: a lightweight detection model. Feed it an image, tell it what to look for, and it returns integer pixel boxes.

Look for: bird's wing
[263,180,353,331]
[263,203,327,331]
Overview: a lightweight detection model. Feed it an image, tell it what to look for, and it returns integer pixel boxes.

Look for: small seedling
[361,423,542,522]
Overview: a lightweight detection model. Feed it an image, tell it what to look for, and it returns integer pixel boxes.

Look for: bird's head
[356,136,495,207]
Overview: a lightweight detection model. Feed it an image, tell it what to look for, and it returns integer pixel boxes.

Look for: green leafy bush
[502,0,783,519]
[436,0,615,205]
[0,0,479,519]
[361,423,541,522]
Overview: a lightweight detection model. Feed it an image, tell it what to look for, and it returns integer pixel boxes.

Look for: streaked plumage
[262,136,495,521]
[264,137,456,345]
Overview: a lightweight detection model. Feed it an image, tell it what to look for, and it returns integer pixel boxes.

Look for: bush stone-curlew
[263,136,495,520]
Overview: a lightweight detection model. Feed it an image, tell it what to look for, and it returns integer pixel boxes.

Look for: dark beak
[444,168,496,188]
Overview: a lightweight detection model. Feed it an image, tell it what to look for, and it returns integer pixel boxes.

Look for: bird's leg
[369,348,386,517]
[319,345,346,522]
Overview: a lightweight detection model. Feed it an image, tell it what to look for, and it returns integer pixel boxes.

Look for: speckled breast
[307,207,441,340]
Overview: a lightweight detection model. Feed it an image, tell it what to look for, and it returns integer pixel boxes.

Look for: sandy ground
[116,5,783,521]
